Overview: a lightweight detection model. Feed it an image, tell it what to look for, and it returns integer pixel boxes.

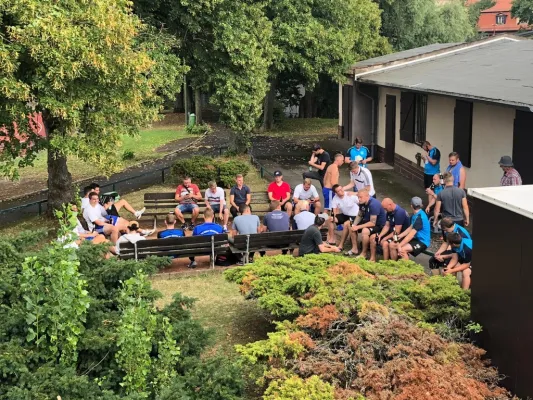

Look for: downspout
[355,79,377,159]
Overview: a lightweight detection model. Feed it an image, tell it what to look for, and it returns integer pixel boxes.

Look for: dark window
[453,100,473,168]
[496,14,507,25]
[400,92,427,144]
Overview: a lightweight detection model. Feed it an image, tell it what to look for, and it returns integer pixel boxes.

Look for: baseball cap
[273,170,283,177]
[411,197,423,208]
[312,144,322,151]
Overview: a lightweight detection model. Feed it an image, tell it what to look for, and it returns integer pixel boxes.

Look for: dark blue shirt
[452,238,473,264]
[361,197,386,227]
[193,222,224,236]
[230,185,251,205]
[158,229,185,239]
[387,205,410,233]
[411,210,431,247]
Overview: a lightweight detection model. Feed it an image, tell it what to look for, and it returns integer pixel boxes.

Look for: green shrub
[122,150,135,160]
[186,123,212,135]
[263,375,334,400]
[171,155,250,188]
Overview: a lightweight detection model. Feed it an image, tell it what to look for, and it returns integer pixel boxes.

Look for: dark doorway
[342,85,353,142]
[385,95,396,164]
[513,110,533,184]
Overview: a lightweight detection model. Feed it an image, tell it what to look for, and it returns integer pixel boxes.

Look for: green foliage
[171,156,250,188]
[263,375,335,400]
[122,150,136,161]
[185,123,212,136]
[512,0,533,24]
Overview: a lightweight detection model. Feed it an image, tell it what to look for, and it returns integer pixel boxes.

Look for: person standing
[498,156,522,186]
[205,180,230,231]
[345,137,372,167]
[422,141,441,189]
[323,153,344,211]
[303,144,331,188]
[343,161,376,197]
[445,152,466,189]
[434,173,470,227]
[425,173,444,214]
[174,176,202,230]
[229,174,252,218]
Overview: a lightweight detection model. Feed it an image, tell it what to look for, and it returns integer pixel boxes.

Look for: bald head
[381,198,396,212]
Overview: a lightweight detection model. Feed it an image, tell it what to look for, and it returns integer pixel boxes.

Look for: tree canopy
[512,0,533,25]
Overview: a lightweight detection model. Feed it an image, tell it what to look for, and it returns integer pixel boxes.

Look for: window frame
[496,13,507,25]
[414,94,428,144]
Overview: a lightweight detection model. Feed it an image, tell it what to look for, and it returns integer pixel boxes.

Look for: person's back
[193,222,224,236]
[294,210,315,230]
[263,209,290,232]
[299,224,323,256]
[438,185,465,222]
[158,228,185,238]
[233,214,260,235]
[411,210,431,247]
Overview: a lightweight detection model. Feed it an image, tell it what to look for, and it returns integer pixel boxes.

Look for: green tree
[512,0,533,25]
[0,0,185,212]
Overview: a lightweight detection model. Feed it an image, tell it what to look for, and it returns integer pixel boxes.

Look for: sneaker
[134,207,146,219]
[188,223,195,231]
[237,260,245,266]
[188,260,197,269]
[141,229,155,236]
[181,223,188,230]
[223,225,228,232]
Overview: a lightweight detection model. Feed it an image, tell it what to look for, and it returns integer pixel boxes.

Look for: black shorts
[354,225,383,235]
[424,174,434,189]
[335,213,356,225]
[408,239,428,256]
[429,250,453,269]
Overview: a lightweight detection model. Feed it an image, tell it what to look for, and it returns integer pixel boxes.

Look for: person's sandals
[344,250,358,256]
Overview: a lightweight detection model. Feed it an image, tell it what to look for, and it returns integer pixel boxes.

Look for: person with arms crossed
[345,137,372,167]
[445,152,466,189]
[205,180,230,232]
[303,144,331,188]
[443,232,473,290]
[343,161,375,197]
[328,184,360,255]
[229,174,252,218]
[434,172,470,228]
[322,153,344,212]
[299,215,341,256]
[390,197,431,260]
[429,217,471,275]
[350,189,387,259]
[174,176,202,230]
[267,171,293,215]
[422,141,441,189]
[369,198,410,262]
[293,178,321,214]
[188,209,225,268]
[498,156,522,186]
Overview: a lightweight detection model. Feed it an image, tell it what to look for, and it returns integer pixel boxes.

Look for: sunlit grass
[265,118,338,137]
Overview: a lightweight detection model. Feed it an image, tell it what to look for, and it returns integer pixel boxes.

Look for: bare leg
[349,228,358,254]
[327,218,336,244]
[174,208,185,224]
[360,228,371,258]
[223,208,230,227]
[382,240,390,260]
[92,235,108,245]
[284,202,293,216]
[399,244,413,260]
[313,201,322,215]
[389,242,398,261]
[104,224,120,244]
[461,267,471,290]
[338,221,350,249]
[114,199,136,215]
[369,234,378,262]
[191,207,200,224]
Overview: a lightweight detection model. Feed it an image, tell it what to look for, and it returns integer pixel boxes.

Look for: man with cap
[390,197,431,261]
[268,171,293,214]
[303,144,331,188]
[499,156,522,186]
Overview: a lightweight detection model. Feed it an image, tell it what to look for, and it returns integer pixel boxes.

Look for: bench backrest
[232,229,327,250]
[144,191,270,204]
[119,233,229,260]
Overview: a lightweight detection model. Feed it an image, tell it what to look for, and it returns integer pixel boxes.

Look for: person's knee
[361,228,370,237]
[382,241,389,250]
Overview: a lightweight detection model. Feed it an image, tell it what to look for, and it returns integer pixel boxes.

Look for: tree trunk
[262,80,277,131]
[47,143,73,216]
[173,91,184,113]
[194,87,203,125]
[300,89,316,118]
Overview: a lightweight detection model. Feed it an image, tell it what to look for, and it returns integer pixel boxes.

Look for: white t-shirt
[350,168,375,196]
[294,211,316,230]
[331,194,359,217]
[81,197,90,210]
[75,220,88,235]
[83,204,107,231]
[293,184,319,201]
[205,187,225,206]
[116,234,146,255]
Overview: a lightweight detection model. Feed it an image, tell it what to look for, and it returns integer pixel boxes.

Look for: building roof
[353,36,533,110]
[468,186,533,220]
[481,0,513,13]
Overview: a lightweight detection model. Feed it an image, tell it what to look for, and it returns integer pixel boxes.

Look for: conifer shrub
[171,156,250,188]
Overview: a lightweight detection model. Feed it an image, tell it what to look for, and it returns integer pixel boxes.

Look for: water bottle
[439,173,444,186]
[393,231,399,243]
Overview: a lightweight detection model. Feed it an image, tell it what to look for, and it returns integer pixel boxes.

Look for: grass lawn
[152,271,272,357]
[265,118,338,137]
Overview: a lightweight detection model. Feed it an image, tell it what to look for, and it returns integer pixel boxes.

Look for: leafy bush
[171,155,250,188]
[186,123,212,135]
[122,150,135,160]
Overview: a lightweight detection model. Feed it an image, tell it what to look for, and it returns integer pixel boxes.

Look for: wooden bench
[118,234,229,268]
[230,229,328,264]
[143,191,271,228]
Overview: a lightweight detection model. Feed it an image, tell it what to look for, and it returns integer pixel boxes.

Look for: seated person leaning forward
[443,232,473,290]
[231,205,261,264]
[205,180,230,232]
[429,217,471,275]
[299,215,341,257]
[174,176,202,231]
[343,161,376,198]
[267,170,293,215]
[294,200,316,230]
[116,222,146,255]
[188,209,224,269]
[350,188,387,259]
[328,184,359,255]
[293,178,321,214]
[83,191,126,244]
[369,198,410,262]
[389,197,431,260]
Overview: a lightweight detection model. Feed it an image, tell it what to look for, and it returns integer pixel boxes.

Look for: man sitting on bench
[205,180,230,232]
[175,176,202,231]
[328,184,360,255]
[262,200,290,255]
[429,217,471,276]
[188,208,224,268]
[158,214,185,239]
[232,205,261,264]
[268,171,293,215]
[229,174,251,218]
[83,191,123,244]
[350,188,386,259]
[443,232,473,290]
[293,178,321,214]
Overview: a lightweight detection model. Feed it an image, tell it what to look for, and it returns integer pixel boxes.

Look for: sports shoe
[182,223,188,230]
[141,229,155,236]
[188,223,195,231]
[223,225,228,232]
[134,207,146,219]
[188,260,197,269]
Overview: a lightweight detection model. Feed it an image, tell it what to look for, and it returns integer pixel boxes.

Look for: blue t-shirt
[361,197,387,227]
[346,146,370,168]
[433,185,443,196]
[158,229,185,239]
[443,224,471,243]
[424,147,441,175]
[452,238,473,264]
[193,222,224,236]
[411,210,431,247]
[387,205,410,233]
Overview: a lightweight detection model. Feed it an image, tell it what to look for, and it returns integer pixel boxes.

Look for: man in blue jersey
[429,217,471,275]
[350,188,386,258]
[425,173,444,214]
[369,198,410,262]
[390,197,431,261]
[422,141,441,189]
[444,232,473,290]
[158,214,185,239]
[345,137,372,168]
[188,208,224,268]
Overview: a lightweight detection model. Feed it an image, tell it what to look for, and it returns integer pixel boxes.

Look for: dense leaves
[512,0,533,24]
[171,155,250,188]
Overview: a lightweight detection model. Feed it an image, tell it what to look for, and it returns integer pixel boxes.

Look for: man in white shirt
[205,180,230,231]
[343,161,376,197]
[328,184,360,255]
[83,191,121,244]
[293,178,321,215]
[294,200,316,230]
